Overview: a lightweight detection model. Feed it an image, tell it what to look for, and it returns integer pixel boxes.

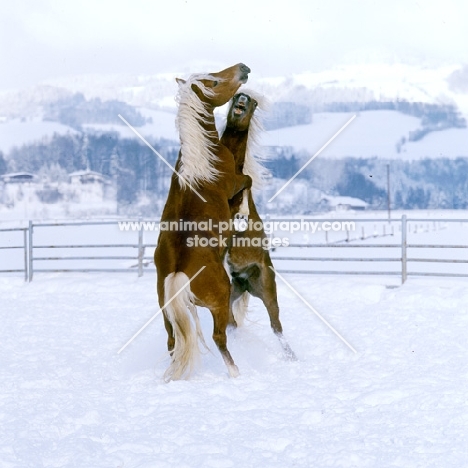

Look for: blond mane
[175,74,220,188]
[221,87,270,190]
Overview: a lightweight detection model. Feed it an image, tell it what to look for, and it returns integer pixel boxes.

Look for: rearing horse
[221,90,296,360]
[154,64,252,380]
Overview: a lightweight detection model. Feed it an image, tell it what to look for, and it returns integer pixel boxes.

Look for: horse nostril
[239,64,251,74]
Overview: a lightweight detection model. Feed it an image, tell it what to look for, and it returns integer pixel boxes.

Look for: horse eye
[213,80,219,87]
[253,101,258,107]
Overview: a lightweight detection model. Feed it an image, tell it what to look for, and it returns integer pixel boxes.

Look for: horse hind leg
[249,265,297,361]
[163,272,203,381]
[158,276,175,353]
[265,298,297,361]
[275,331,297,362]
[210,304,240,378]
[192,268,240,377]
[163,312,175,354]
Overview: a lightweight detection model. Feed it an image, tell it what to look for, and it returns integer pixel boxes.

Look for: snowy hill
[40,62,468,117]
[0,64,468,159]
[263,110,468,159]
[0,61,467,160]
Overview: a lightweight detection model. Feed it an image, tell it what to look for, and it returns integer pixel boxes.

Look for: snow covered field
[1,220,468,466]
[0,275,467,467]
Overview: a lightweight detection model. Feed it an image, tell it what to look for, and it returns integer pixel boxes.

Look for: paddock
[0,267,466,466]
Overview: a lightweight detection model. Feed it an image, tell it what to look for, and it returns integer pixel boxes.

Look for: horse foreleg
[233,189,250,232]
[231,174,252,199]
[239,189,250,216]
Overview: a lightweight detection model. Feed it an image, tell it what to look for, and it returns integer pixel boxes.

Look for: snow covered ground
[262,111,420,159]
[1,221,468,466]
[261,111,468,159]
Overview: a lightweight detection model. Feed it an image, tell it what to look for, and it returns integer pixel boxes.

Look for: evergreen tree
[0,151,7,175]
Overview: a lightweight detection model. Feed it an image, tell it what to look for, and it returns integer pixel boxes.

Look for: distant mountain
[256,63,468,113]
[2,61,468,116]
[0,61,467,160]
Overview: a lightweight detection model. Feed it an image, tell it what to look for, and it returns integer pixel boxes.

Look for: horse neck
[197,107,219,145]
[221,126,249,173]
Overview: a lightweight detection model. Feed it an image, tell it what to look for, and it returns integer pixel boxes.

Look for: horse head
[176,63,250,108]
[222,89,268,190]
[174,64,251,188]
[226,92,258,132]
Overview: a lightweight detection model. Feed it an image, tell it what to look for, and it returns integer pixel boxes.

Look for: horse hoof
[227,321,238,331]
[282,344,297,361]
[227,364,240,378]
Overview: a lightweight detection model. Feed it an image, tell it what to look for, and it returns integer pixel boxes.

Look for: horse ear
[175,78,186,86]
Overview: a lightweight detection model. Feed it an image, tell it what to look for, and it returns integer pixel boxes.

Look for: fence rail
[25,220,148,281]
[0,216,467,283]
[270,215,468,282]
[0,227,28,280]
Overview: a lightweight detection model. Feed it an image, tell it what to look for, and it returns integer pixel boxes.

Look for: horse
[154,63,253,381]
[220,90,297,360]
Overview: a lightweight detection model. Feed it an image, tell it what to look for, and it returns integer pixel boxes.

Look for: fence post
[23,228,28,282]
[401,215,407,284]
[28,221,33,282]
[137,220,143,278]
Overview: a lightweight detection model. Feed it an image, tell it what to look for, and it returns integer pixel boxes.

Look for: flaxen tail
[163,272,207,381]
[232,291,250,326]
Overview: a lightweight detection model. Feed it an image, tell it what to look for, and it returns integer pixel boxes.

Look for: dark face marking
[227,93,258,131]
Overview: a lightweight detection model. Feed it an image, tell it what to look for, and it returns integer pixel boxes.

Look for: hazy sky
[0,0,466,91]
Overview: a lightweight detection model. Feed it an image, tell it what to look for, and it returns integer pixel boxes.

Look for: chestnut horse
[221,90,296,360]
[154,64,252,380]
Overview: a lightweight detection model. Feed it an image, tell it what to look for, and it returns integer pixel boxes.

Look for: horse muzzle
[238,63,251,83]
[233,94,249,115]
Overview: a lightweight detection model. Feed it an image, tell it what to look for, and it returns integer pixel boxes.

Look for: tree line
[2,132,468,211]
